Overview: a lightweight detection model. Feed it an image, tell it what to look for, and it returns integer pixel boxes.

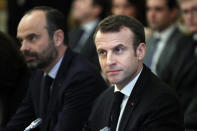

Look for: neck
[43,45,67,74]
[116,63,143,90]
[80,17,97,25]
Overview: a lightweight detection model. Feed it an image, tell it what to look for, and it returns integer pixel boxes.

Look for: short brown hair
[94,15,145,51]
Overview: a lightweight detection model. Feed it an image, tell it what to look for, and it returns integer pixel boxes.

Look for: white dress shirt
[78,19,99,47]
[151,25,176,75]
[114,69,142,131]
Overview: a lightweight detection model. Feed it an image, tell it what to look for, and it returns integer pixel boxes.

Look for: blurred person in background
[7,0,73,41]
[111,0,153,39]
[0,31,30,127]
[111,0,147,26]
[161,0,197,129]
[69,0,111,70]
[143,0,184,78]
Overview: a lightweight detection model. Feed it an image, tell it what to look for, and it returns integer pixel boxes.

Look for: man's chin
[108,78,120,85]
[26,61,40,69]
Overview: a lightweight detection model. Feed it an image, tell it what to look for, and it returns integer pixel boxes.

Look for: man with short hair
[144,0,184,77]
[83,15,184,131]
[0,6,107,131]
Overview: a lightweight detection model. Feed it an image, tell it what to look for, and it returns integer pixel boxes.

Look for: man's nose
[20,40,29,52]
[106,52,116,66]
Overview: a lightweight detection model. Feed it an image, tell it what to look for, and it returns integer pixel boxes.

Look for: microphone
[24,118,42,131]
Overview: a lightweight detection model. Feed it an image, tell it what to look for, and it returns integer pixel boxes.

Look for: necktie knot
[44,75,53,87]
[113,92,124,105]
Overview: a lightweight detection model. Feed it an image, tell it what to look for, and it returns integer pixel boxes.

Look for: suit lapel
[48,48,75,109]
[119,65,150,131]
[39,49,76,131]
[156,28,182,75]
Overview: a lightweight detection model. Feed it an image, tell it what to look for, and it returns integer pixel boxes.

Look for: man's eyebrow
[112,44,125,49]
[27,33,37,38]
[97,48,105,52]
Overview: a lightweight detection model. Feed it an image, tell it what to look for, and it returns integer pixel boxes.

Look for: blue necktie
[147,37,160,67]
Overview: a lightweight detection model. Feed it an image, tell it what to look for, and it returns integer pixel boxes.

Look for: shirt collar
[45,56,64,79]
[154,24,176,41]
[114,68,143,97]
[81,19,99,33]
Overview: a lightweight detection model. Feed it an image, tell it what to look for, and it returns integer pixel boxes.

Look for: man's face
[181,0,197,32]
[95,27,145,89]
[112,0,137,17]
[72,0,94,22]
[17,11,58,70]
[146,0,175,32]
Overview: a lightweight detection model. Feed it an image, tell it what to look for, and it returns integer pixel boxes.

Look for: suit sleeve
[0,88,36,131]
[54,71,107,131]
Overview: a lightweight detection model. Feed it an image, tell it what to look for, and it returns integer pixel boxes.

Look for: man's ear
[136,43,146,60]
[53,29,64,47]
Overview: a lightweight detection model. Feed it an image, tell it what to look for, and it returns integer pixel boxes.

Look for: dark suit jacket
[0,32,30,127]
[161,34,197,129]
[143,27,184,77]
[0,48,107,131]
[69,25,100,70]
[84,65,184,131]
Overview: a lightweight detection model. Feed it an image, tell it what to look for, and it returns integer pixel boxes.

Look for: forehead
[147,0,167,7]
[17,11,47,38]
[113,0,129,4]
[95,27,134,49]
[76,0,92,4]
[181,0,197,8]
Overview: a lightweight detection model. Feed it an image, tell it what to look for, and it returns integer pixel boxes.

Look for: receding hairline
[94,26,135,39]
[18,10,47,28]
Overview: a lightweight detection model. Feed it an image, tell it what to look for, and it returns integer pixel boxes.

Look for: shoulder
[140,66,179,102]
[66,50,100,76]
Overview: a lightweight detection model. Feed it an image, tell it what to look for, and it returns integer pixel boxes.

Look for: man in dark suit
[0,6,107,131]
[143,0,184,77]
[83,15,184,131]
[69,0,111,70]
[160,0,197,129]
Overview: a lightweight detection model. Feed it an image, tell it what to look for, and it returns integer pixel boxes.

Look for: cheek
[98,58,106,68]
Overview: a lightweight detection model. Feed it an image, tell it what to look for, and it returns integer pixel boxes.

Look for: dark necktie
[147,37,161,67]
[110,92,124,131]
[42,75,53,111]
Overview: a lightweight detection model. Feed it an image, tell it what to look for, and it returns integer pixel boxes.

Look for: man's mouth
[25,56,35,62]
[106,70,121,75]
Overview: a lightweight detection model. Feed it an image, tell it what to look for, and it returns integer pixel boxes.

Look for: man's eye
[114,47,123,53]
[27,35,37,41]
[98,50,107,56]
